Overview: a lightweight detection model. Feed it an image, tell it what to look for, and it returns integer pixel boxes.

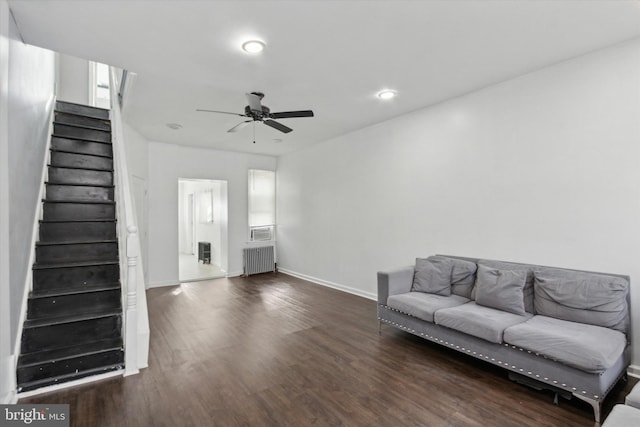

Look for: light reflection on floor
[179,253,225,282]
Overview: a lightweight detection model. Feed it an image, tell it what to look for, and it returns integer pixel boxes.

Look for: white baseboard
[146,280,180,288]
[278,268,377,301]
[627,364,640,379]
[226,270,243,278]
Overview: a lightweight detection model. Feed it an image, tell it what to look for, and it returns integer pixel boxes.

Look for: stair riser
[55,101,109,120]
[50,151,113,171]
[54,123,111,143]
[36,242,118,264]
[28,289,121,320]
[51,137,112,157]
[40,221,116,243]
[49,167,113,186]
[17,349,123,386]
[54,111,111,131]
[21,315,122,353]
[46,184,114,202]
[33,264,120,293]
[43,202,115,221]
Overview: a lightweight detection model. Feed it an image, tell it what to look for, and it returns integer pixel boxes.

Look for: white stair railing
[108,67,148,375]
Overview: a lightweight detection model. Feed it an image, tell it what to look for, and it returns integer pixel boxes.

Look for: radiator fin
[243,246,275,276]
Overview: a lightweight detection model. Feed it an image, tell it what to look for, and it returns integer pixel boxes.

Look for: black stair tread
[56,100,110,113]
[17,363,124,391]
[53,121,112,134]
[36,239,117,247]
[40,219,116,224]
[50,148,113,159]
[51,133,113,145]
[54,112,111,130]
[45,181,115,188]
[30,283,121,299]
[51,136,112,146]
[24,308,122,329]
[18,338,123,367]
[48,164,114,173]
[39,218,117,224]
[40,218,118,223]
[42,199,115,205]
[33,259,119,270]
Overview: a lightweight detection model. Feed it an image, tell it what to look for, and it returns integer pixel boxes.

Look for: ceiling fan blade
[264,119,293,134]
[270,110,314,119]
[196,109,246,117]
[245,93,263,113]
[227,120,252,133]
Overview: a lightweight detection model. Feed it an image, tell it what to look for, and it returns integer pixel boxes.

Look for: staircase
[17,101,124,393]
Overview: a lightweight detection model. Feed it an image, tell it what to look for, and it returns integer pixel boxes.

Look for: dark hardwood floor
[20,273,635,426]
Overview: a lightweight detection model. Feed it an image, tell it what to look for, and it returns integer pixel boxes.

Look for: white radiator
[243,246,275,276]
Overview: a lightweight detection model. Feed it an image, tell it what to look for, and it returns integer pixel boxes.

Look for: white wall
[147,142,276,285]
[0,0,12,404]
[277,38,640,362]
[56,53,89,105]
[1,0,56,402]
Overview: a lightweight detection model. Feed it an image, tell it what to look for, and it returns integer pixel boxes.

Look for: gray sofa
[377,255,631,423]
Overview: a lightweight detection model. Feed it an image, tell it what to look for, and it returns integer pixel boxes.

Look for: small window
[89,61,110,109]
[248,169,275,242]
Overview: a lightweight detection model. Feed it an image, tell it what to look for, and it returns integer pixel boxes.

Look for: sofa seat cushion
[434,302,532,344]
[503,315,627,373]
[625,382,640,409]
[387,292,470,323]
[602,405,640,427]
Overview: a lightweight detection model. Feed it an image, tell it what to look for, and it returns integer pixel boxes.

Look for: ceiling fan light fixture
[377,89,397,100]
[242,40,265,53]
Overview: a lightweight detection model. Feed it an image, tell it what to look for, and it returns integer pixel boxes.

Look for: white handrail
[109,67,143,376]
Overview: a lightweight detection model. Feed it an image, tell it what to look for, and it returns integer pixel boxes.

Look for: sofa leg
[378,320,382,336]
[572,393,601,424]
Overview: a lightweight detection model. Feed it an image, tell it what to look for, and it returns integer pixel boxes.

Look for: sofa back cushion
[412,257,453,296]
[474,265,527,315]
[475,259,535,314]
[534,268,629,333]
[432,256,477,298]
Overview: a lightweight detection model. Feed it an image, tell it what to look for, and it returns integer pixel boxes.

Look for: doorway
[178,179,228,282]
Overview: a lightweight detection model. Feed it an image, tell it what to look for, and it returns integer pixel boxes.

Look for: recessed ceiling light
[377,90,397,100]
[166,123,182,130]
[242,40,265,53]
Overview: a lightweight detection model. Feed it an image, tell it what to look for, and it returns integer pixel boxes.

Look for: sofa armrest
[377,266,414,305]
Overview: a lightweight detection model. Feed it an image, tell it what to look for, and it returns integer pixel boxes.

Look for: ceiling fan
[197,92,314,134]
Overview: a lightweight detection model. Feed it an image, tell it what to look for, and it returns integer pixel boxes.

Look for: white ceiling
[8,0,640,156]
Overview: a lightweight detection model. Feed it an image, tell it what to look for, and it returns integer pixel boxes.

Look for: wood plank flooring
[20,273,636,426]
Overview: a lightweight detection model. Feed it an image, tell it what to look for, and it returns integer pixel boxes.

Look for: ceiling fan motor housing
[245,104,271,120]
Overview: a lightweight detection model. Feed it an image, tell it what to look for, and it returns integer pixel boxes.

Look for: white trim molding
[627,365,640,379]
[278,268,376,301]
